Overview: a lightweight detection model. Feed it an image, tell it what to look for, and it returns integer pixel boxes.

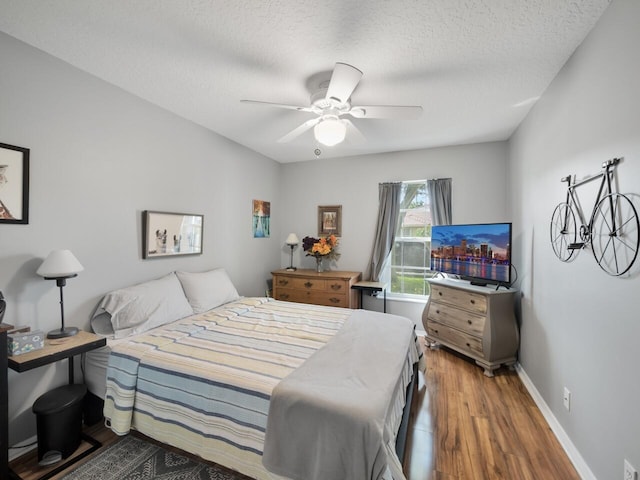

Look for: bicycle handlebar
[603,157,621,168]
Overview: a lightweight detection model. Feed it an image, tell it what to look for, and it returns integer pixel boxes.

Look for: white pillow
[90,311,115,338]
[176,268,240,313]
[97,272,194,339]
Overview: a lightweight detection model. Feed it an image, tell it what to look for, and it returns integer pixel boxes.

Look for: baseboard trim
[8,434,37,462]
[515,363,597,480]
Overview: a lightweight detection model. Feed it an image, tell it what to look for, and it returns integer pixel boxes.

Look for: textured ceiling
[0,0,611,163]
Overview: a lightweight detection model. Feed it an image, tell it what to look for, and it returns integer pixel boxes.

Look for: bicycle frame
[560,158,619,245]
[551,157,638,275]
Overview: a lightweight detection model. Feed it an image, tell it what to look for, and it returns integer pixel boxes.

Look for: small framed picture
[0,142,30,224]
[143,210,203,259]
[252,199,271,238]
[318,205,342,237]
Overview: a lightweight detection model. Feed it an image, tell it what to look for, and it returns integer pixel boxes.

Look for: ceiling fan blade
[277,118,321,143]
[348,105,423,119]
[241,99,313,113]
[325,63,363,105]
[343,119,366,144]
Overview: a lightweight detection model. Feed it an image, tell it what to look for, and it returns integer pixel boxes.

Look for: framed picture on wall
[0,142,30,224]
[142,210,203,259]
[252,199,270,238]
[318,205,342,237]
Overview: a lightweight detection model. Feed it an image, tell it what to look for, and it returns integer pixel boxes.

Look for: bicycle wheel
[550,202,577,262]
[590,193,639,276]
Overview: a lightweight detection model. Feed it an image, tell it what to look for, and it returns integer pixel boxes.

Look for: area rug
[61,435,250,480]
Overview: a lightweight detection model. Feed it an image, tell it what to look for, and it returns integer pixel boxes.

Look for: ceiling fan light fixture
[314,117,346,146]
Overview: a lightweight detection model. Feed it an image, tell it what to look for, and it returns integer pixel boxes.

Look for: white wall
[0,32,282,445]
[509,1,640,478]
[279,142,510,328]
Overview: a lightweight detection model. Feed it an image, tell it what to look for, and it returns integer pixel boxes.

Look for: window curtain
[427,178,452,226]
[366,182,402,281]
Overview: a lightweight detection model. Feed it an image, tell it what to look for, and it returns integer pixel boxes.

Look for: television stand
[423,278,519,377]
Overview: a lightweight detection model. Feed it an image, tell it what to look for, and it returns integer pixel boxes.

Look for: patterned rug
[61,435,250,480]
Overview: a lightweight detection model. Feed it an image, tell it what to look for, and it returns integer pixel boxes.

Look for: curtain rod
[379,177,450,185]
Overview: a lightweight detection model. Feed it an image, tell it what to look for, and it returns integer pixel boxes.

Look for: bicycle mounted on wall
[550,158,639,276]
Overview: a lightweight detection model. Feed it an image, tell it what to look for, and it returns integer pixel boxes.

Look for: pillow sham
[96,272,194,339]
[176,268,240,313]
[90,311,115,338]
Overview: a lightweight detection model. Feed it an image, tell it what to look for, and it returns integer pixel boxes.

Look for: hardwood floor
[11,339,580,480]
[404,339,580,479]
[9,422,119,480]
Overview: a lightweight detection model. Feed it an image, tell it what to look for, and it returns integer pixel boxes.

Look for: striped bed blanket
[103,297,421,480]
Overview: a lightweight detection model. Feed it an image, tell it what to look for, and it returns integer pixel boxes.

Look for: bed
[84,269,424,480]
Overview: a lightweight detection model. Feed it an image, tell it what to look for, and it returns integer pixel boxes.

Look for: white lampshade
[314,117,346,146]
[37,250,84,278]
[285,233,300,246]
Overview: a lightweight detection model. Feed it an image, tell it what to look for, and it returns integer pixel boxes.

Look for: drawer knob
[438,291,443,296]
[329,298,340,304]
[467,320,472,325]
[281,293,289,299]
[466,343,471,347]
[436,309,440,314]
[278,279,289,286]
[330,284,342,291]
[304,281,313,288]
[470,299,476,304]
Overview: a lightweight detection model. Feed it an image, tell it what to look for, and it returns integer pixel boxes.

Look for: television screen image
[430,223,512,286]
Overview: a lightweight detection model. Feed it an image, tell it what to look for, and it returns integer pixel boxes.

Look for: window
[387,181,434,297]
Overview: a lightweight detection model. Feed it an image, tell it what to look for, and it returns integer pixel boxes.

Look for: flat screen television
[430,222,512,286]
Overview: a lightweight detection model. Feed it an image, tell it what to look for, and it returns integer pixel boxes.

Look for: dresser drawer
[431,285,487,314]
[274,288,348,307]
[427,301,485,336]
[427,322,484,356]
[273,276,326,290]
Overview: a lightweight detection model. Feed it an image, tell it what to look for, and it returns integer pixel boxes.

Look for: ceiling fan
[241,62,423,146]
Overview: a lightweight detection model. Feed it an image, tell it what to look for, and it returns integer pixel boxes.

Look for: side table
[2,329,106,480]
[351,281,387,313]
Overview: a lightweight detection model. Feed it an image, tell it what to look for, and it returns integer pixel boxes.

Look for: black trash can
[32,384,87,463]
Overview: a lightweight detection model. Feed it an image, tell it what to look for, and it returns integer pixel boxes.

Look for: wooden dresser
[422,278,519,377]
[271,269,361,309]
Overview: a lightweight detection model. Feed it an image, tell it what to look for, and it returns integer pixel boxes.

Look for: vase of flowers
[302,235,340,272]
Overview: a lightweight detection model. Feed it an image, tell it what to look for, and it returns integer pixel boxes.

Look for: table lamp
[37,250,84,339]
[285,233,299,271]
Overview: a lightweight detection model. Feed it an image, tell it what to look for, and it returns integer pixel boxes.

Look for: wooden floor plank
[406,341,581,480]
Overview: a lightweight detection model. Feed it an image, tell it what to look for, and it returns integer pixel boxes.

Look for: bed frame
[396,362,419,464]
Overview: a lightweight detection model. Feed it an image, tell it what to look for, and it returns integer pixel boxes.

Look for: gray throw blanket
[262,309,416,480]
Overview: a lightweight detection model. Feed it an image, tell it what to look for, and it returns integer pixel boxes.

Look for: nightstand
[2,328,106,480]
[351,281,387,312]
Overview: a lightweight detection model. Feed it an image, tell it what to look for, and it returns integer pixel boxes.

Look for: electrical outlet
[563,387,571,411]
[624,459,638,480]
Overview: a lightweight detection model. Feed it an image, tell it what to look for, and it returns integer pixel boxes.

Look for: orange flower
[302,235,340,260]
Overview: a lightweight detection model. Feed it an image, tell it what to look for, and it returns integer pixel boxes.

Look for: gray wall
[279,142,510,326]
[0,32,282,445]
[509,0,640,478]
